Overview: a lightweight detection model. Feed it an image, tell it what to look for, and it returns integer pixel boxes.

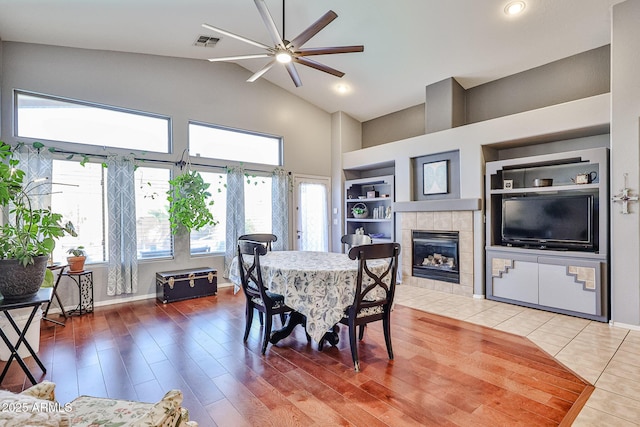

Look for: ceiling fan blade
[207,54,271,62]
[247,60,276,82]
[296,45,365,56]
[294,57,344,78]
[202,23,271,50]
[284,62,302,87]
[254,0,285,47]
[287,10,338,49]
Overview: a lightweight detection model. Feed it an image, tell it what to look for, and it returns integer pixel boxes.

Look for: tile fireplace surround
[399,210,474,296]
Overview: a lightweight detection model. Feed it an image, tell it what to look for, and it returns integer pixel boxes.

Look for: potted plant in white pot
[66,246,86,272]
[0,141,76,300]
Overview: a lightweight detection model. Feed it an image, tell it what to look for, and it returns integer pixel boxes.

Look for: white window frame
[15,90,172,154]
[188,121,283,166]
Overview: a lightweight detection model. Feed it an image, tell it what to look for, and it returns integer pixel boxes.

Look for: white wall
[344,95,610,203]
[610,0,640,326]
[0,42,334,306]
[330,111,362,252]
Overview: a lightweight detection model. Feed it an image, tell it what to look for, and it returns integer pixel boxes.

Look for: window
[190,172,227,255]
[188,173,273,255]
[189,122,282,166]
[135,167,172,259]
[245,176,272,234]
[16,91,171,153]
[50,160,106,264]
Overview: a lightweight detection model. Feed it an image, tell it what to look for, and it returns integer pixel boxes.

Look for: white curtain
[224,166,245,277]
[106,155,138,295]
[271,168,289,251]
[14,145,53,213]
[299,181,329,251]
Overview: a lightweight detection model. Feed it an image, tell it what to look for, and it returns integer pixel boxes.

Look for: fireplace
[412,230,460,283]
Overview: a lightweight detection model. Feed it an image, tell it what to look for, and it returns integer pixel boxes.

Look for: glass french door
[293,175,331,251]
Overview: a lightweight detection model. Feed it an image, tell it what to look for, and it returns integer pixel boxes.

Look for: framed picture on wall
[423,160,449,195]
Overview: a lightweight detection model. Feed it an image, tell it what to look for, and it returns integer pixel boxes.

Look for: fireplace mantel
[394,199,481,212]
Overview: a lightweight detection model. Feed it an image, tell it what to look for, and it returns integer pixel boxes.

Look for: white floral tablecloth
[229,251,389,343]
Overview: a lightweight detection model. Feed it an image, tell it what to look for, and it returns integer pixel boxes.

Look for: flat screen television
[501,194,596,251]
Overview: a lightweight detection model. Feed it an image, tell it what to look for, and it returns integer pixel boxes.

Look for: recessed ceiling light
[504,1,526,15]
[336,84,350,94]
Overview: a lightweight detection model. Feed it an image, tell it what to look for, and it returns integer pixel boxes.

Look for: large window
[19,92,282,263]
[189,122,282,166]
[50,161,174,263]
[50,160,106,264]
[135,167,172,258]
[16,91,171,153]
[245,176,272,234]
[188,173,273,255]
[190,172,227,255]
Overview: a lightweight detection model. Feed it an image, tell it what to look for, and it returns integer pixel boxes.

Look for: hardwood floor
[1,286,592,426]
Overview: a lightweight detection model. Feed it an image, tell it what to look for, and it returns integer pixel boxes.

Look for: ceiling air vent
[194,35,220,48]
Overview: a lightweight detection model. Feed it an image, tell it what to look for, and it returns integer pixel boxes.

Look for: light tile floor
[395,284,640,426]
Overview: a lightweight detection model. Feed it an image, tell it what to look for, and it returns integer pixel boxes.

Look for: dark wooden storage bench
[156,267,217,303]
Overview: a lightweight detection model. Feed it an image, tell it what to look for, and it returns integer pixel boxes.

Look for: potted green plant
[0,141,76,300]
[66,245,87,272]
[166,169,218,234]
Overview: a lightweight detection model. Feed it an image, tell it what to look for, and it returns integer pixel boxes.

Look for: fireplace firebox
[412,230,460,283]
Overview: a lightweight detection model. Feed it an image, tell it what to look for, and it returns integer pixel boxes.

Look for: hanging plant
[167,169,218,234]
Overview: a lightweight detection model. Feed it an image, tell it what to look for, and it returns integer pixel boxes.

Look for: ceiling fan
[202,0,364,87]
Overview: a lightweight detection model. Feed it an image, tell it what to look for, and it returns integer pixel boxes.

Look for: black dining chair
[339,242,401,371]
[340,234,373,250]
[237,240,291,354]
[238,233,277,251]
[238,233,278,326]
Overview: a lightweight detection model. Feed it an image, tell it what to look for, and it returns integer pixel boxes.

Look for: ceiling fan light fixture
[201,0,363,87]
[276,51,292,63]
[504,1,526,15]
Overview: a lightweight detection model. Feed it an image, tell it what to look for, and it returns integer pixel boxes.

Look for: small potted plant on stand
[66,246,86,273]
[0,141,76,300]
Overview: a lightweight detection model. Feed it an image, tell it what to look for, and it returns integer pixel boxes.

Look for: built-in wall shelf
[485,147,609,322]
[344,175,395,247]
[490,184,599,195]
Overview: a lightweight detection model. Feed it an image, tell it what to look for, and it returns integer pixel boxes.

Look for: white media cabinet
[485,147,609,322]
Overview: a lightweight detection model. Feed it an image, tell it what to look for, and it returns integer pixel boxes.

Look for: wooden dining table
[229,250,389,344]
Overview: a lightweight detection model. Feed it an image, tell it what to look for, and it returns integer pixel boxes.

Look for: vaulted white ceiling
[0,0,622,122]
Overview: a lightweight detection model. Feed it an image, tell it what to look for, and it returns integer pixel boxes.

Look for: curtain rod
[50,148,285,175]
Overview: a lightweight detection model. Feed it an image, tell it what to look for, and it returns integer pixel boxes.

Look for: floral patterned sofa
[0,381,198,426]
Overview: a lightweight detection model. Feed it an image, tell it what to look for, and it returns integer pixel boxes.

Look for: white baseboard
[44,280,236,315]
[609,320,640,331]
